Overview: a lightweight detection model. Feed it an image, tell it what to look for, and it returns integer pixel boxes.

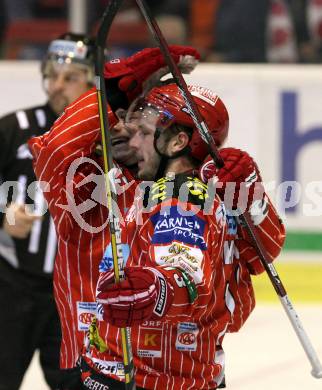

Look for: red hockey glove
[104,45,200,109]
[199,148,267,218]
[96,267,174,327]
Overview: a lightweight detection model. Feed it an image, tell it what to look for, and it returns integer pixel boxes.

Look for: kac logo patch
[175,322,199,352]
[76,302,98,331]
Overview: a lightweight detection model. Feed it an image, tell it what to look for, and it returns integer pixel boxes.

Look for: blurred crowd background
[1,0,322,63]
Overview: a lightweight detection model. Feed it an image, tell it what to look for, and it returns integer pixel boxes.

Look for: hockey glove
[97,267,174,327]
[199,148,268,223]
[104,45,200,110]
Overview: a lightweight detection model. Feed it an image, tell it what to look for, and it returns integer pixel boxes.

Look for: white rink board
[21,304,322,390]
[0,61,46,115]
[0,62,322,233]
[186,64,322,233]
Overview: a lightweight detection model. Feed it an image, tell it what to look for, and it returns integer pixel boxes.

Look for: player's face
[111,109,139,167]
[44,62,90,115]
[128,108,163,180]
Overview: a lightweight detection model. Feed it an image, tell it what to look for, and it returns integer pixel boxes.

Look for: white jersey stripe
[16,110,29,129]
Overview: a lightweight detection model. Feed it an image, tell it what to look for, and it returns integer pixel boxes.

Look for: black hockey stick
[135,0,322,379]
[95,1,136,388]
[135,0,223,169]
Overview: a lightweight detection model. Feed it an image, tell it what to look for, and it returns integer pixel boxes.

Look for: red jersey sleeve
[236,195,286,275]
[28,88,108,238]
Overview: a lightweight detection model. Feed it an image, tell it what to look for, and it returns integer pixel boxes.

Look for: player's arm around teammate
[28,47,202,381]
[29,45,200,238]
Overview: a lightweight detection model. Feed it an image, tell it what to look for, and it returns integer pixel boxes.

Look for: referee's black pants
[0,261,72,390]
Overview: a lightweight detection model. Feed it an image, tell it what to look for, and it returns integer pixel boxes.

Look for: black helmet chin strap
[153,128,190,180]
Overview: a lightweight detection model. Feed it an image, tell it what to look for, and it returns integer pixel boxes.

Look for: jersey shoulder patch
[144,173,208,208]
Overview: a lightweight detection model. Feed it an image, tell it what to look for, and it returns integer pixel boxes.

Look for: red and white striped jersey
[29,87,285,387]
[28,88,137,368]
[226,197,285,332]
[84,175,232,389]
[82,180,285,389]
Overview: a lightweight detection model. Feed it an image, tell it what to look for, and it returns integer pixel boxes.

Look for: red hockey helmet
[139,83,229,161]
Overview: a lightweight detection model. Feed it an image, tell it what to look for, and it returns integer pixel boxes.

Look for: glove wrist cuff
[146,267,174,319]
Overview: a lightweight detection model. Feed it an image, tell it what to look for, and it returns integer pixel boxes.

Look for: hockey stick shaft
[135,0,322,379]
[136,0,223,169]
[95,1,136,388]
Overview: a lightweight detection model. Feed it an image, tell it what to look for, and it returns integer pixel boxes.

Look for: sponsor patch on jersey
[83,377,109,390]
[151,205,207,249]
[77,302,98,331]
[154,242,204,284]
[91,357,125,378]
[99,243,130,272]
[138,323,163,358]
[175,322,199,352]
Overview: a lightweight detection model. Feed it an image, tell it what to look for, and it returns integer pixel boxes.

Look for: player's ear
[167,131,190,156]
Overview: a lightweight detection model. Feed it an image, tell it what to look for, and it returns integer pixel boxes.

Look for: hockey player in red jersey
[76,83,285,389]
[28,46,201,388]
[28,41,286,388]
[29,79,285,388]
[81,83,232,389]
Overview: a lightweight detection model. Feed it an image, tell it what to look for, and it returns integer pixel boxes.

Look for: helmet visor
[125,97,176,135]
